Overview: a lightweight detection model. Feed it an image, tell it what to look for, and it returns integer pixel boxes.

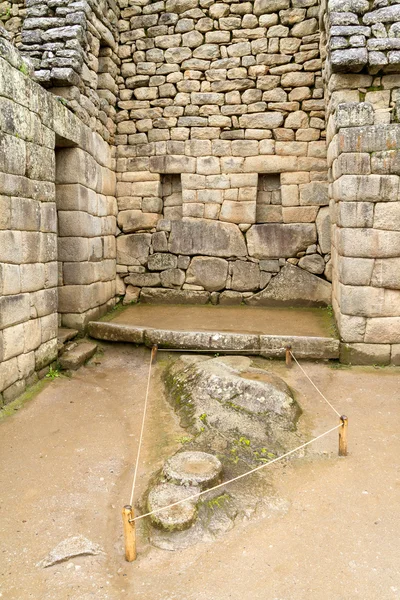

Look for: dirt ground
[1,344,400,600]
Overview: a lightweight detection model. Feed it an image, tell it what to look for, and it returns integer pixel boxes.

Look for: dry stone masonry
[2,0,400,405]
[114,0,332,307]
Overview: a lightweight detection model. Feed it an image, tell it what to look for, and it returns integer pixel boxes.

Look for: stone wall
[0,33,116,404]
[0,0,25,44]
[19,0,120,143]
[325,0,400,365]
[114,0,333,305]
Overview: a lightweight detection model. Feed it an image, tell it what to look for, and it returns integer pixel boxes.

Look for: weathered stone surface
[169,220,247,258]
[37,536,103,568]
[246,224,317,259]
[59,341,97,371]
[161,268,186,288]
[186,257,228,291]
[260,335,339,360]
[165,355,299,450]
[371,258,400,289]
[298,254,325,275]
[163,451,222,489]
[316,207,331,255]
[147,483,199,532]
[148,253,178,271]
[125,272,161,287]
[246,265,331,307]
[57,328,78,345]
[340,343,391,366]
[365,318,400,344]
[88,321,145,344]
[231,261,260,291]
[339,284,400,318]
[140,288,210,304]
[117,234,151,265]
[123,286,140,305]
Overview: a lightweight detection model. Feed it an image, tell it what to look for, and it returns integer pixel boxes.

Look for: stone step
[147,483,199,532]
[163,451,222,490]
[88,320,339,360]
[59,341,98,371]
[58,328,79,345]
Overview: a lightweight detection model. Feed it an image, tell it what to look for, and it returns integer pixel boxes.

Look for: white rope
[129,346,157,507]
[156,348,277,353]
[290,351,341,418]
[130,422,342,523]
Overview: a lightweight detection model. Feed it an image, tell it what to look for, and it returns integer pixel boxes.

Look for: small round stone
[163,451,223,489]
[147,483,199,531]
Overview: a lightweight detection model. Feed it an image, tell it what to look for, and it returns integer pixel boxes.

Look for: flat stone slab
[147,483,199,531]
[57,328,79,345]
[36,535,103,568]
[163,451,222,489]
[88,323,338,360]
[88,321,144,344]
[59,342,98,371]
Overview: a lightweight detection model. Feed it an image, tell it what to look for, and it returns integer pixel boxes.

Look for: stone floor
[108,304,334,337]
[1,344,400,599]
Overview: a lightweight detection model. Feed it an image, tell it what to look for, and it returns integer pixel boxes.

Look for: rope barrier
[129,423,342,524]
[129,345,157,507]
[289,350,341,418]
[156,348,281,353]
[122,344,348,561]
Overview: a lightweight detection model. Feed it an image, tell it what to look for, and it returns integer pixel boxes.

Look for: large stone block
[365,318,400,344]
[239,113,284,129]
[117,233,152,265]
[220,201,256,224]
[338,257,374,286]
[243,155,297,173]
[231,261,260,291]
[336,202,374,228]
[186,257,228,291]
[56,148,99,190]
[140,288,210,304]
[2,323,24,361]
[335,102,374,128]
[0,357,19,394]
[316,207,331,254]
[339,283,400,317]
[338,124,400,154]
[169,220,247,258]
[0,294,30,330]
[246,264,331,307]
[246,223,317,259]
[118,210,160,233]
[254,0,289,15]
[35,338,58,370]
[56,184,99,214]
[374,203,400,231]
[148,253,178,271]
[371,258,400,289]
[58,211,102,238]
[339,342,391,366]
[300,182,329,206]
[336,313,367,343]
[334,175,399,202]
[337,228,400,258]
[149,155,196,173]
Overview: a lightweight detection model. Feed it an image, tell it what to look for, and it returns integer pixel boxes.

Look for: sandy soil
[1,344,399,600]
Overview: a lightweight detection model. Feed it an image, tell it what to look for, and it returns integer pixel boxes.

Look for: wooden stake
[285,345,292,368]
[122,505,136,562]
[339,415,348,457]
[151,344,158,362]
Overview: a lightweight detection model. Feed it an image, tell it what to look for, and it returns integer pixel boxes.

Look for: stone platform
[88,305,339,360]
